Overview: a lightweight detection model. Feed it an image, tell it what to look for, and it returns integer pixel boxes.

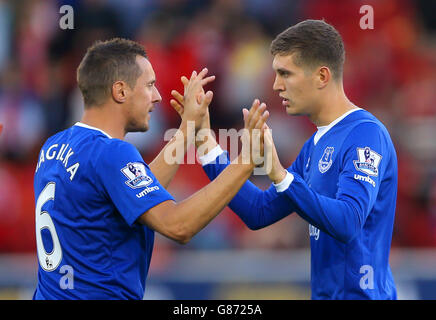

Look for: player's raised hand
[170,68,215,130]
[263,123,287,182]
[240,99,269,166]
[180,74,212,131]
[0,124,3,136]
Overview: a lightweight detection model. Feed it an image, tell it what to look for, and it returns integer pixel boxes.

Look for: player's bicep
[137,199,176,233]
[138,200,192,243]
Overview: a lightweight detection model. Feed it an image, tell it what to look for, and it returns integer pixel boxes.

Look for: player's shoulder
[100,138,139,157]
[69,124,139,157]
[41,127,71,149]
[94,138,145,173]
[42,124,111,147]
[347,109,391,139]
[343,109,395,153]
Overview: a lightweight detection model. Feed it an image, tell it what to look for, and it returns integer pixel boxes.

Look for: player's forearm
[202,151,295,230]
[149,120,191,188]
[195,128,218,158]
[173,156,254,242]
[282,172,363,243]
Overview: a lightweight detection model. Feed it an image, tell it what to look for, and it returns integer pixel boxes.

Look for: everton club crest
[318,147,335,173]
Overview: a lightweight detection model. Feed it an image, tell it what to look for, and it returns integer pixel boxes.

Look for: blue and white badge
[121,162,153,189]
[318,147,335,173]
[353,147,382,177]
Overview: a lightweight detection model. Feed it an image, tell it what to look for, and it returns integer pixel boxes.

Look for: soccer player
[33,38,269,299]
[172,20,398,299]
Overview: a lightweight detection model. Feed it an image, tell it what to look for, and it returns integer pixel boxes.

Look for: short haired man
[33,38,269,299]
[177,20,398,299]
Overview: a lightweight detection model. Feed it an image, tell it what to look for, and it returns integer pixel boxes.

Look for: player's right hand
[240,99,269,166]
[263,123,287,183]
[0,124,3,136]
[170,68,215,131]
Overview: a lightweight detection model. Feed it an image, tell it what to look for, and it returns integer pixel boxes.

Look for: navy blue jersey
[33,123,174,299]
[202,109,397,299]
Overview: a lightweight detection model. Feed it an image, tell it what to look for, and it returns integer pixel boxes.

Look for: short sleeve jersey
[33,123,174,299]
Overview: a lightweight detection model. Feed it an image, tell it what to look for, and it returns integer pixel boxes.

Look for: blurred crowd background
[0,0,435,299]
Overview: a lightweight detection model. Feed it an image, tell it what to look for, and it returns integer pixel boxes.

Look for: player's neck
[80,105,126,140]
[310,86,356,127]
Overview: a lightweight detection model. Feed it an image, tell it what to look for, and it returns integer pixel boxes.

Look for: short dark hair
[77,38,147,107]
[270,20,345,80]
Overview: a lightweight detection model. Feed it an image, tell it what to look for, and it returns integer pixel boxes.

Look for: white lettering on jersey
[36,143,80,181]
[36,149,45,171]
[66,162,80,181]
[136,186,160,198]
[46,144,58,160]
[354,174,376,187]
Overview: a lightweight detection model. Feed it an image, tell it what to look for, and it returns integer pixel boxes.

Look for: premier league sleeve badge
[121,162,153,188]
[353,147,382,177]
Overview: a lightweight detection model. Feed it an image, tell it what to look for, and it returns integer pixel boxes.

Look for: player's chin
[284,102,303,116]
[125,122,149,133]
[285,105,297,115]
[140,122,149,132]
[138,115,150,131]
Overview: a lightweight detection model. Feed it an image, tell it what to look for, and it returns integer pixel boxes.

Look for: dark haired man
[176,20,398,299]
[33,38,269,299]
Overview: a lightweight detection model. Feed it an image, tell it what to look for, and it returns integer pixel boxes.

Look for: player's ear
[316,66,331,89]
[112,81,128,103]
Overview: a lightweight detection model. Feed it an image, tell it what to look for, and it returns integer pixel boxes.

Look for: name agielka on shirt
[36,143,80,181]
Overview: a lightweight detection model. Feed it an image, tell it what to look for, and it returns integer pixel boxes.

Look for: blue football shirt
[33,122,174,299]
[202,109,398,299]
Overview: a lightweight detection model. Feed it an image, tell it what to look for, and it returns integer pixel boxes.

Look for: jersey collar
[313,107,362,145]
[74,122,113,139]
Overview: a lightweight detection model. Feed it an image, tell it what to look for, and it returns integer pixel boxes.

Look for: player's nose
[273,75,284,92]
[152,86,162,104]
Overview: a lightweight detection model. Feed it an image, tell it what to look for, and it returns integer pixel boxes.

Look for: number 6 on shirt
[35,182,63,272]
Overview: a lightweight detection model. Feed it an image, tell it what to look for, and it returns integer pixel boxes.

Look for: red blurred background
[0,0,435,299]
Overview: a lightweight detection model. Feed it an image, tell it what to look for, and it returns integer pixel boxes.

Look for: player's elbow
[168,223,194,245]
[336,229,358,244]
[334,211,363,244]
[246,221,263,231]
[174,235,191,245]
[173,232,192,245]
[243,214,273,231]
[140,202,195,244]
[236,208,266,230]
[325,199,363,243]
